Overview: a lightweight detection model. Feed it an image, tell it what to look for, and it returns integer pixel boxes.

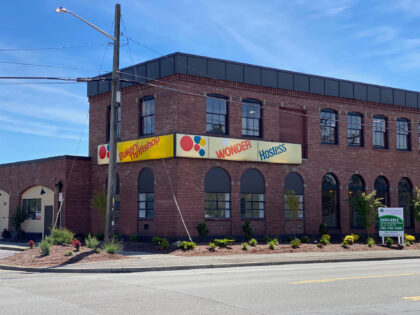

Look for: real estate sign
[378,207,404,238]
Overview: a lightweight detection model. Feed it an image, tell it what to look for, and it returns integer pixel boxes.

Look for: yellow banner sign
[97,134,174,165]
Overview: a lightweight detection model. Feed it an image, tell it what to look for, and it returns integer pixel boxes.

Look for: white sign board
[378,207,404,238]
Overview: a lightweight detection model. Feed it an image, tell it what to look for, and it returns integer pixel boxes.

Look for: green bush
[249,238,257,247]
[178,241,196,251]
[318,222,328,236]
[65,250,73,256]
[85,234,100,249]
[213,238,234,248]
[95,248,101,254]
[208,242,216,251]
[242,220,254,241]
[367,237,375,247]
[319,234,331,245]
[317,242,323,248]
[405,240,411,247]
[45,235,54,245]
[386,237,393,247]
[196,222,209,242]
[405,234,415,244]
[290,238,301,248]
[242,242,249,251]
[264,235,272,244]
[129,234,138,242]
[103,239,122,254]
[39,239,51,256]
[152,237,170,250]
[301,235,310,244]
[341,240,350,248]
[51,228,74,245]
[268,241,276,250]
[272,238,279,245]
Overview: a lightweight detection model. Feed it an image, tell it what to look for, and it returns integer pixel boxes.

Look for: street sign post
[378,207,404,246]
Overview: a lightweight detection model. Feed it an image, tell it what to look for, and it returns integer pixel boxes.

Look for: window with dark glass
[206,95,228,135]
[138,168,154,218]
[242,99,261,137]
[322,174,339,228]
[398,177,413,228]
[204,167,231,218]
[284,173,304,219]
[240,169,265,218]
[140,97,155,136]
[347,112,363,146]
[374,176,389,206]
[396,118,410,151]
[372,115,387,149]
[22,199,41,220]
[106,105,121,141]
[320,109,338,144]
[348,174,365,228]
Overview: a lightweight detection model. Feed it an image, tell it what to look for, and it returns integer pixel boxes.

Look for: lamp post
[56,4,120,242]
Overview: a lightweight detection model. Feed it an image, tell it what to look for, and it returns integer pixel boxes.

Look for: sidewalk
[1,249,420,273]
[0,241,27,251]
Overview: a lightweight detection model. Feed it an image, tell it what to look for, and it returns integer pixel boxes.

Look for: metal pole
[105,3,120,242]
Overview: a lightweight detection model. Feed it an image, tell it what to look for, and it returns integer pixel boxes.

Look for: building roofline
[0,155,91,168]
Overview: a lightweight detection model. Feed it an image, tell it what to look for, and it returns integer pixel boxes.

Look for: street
[1,259,420,314]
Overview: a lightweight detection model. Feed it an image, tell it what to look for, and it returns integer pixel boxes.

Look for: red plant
[71,239,82,251]
[27,240,35,249]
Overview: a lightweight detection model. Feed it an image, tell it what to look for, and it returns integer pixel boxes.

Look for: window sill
[205,218,231,221]
[240,218,265,221]
[137,218,154,221]
[347,145,364,148]
[372,146,388,150]
[321,142,338,146]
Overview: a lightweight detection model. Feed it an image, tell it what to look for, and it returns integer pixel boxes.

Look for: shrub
[341,240,350,248]
[386,237,393,247]
[213,238,234,248]
[196,222,209,242]
[264,235,272,244]
[317,242,323,248]
[318,222,328,236]
[319,234,331,245]
[242,221,254,241]
[51,228,74,245]
[95,248,101,254]
[290,238,301,248]
[39,239,51,256]
[103,239,122,254]
[178,241,196,251]
[129,234,138,242]
[208,242,216,251]
[272,238,279,245]
[405,240,411,247]
[65,250,73,256]
[268,241,276,250]
[27,240,35,249]
[1,229,11,239]
[72,239,82,251]
[242,242,249,251]
[45,235,54,245]
[301,235,310,244]
[343,235,355,245]
[152,237,170,250]
[367,237,375,248]
[249,238,257,247]
[405,234,415,244]
[85,234,100,249]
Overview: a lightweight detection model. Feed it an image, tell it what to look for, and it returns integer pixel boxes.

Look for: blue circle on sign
[194,136,201,144]
[199,149,205,156]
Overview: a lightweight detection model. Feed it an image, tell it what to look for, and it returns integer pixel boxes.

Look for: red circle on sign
[180,136,194,151]
[99,146,107,159]
[194,144,200,151]
[107,152,109,158]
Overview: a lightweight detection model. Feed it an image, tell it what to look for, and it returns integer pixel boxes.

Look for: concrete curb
[0,245,26,252]
[1,254,420,273]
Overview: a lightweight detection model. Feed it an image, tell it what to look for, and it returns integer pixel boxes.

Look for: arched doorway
[0,189,10,238]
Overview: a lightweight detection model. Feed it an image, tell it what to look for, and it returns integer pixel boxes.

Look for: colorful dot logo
[98,144,110,160]
[180,135,206,156]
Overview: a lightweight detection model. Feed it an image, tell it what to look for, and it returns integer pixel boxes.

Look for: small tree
[349,190,383,238]
[196,222,209,242]
[285,190,300,237]
[10,206,28,236]
[90,190,107,228]
[242,220,253,241]
[412,187,420,222]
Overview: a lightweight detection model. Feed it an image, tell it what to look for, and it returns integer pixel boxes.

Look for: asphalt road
[0,249,17,259]
[1,259,420,314]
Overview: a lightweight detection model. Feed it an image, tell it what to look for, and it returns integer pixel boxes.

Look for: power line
[0,43,110,52]
[0,61,110,73]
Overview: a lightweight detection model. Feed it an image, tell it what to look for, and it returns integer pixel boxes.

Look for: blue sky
[1,0,420,163]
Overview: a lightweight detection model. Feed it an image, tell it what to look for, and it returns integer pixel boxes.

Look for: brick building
[1,52,419,240]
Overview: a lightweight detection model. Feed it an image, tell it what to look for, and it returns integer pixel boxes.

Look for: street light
[56,4,120,242]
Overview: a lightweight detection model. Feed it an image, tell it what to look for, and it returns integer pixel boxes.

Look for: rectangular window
[242,100,261,137]
[396,119,410,151]
[347,113,363,146]
[373,116,387,148]
[140,98,155,136]
[240,193,264,218]
[22,199,41,220]
[284,194,304,219]
[206,96,227,134]
[204,193,230,218]
[320,110,337,144]
[138,193,154,218]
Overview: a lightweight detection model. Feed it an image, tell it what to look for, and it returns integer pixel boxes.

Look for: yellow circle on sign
[200,139,206,146]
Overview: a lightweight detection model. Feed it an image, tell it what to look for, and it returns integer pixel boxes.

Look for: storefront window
[398,177,413,228]
[138,168,154,218]
[204,167,231,218]
[240,169,265,218]
[321,173,339,228]
[348,174,365,228]
[284,172,304,219]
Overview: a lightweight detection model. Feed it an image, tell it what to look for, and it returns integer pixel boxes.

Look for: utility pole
[105,3,121,242]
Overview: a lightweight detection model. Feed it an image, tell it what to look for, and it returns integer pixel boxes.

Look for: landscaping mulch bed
[0,244,126,267]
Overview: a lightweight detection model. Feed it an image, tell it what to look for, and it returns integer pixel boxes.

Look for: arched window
[322,174,339,228]
[242,99,262,137]
[398,177,413,228]
[206,94,228,135]
[374,176,389,206]
[240,169,265,218]
[284,172,304,219]
[139,96,155,136]
[320,109,338,144]
[204,167,231,218]
[396,118,411,151]
[373,115,387,149]
[348,174,365,228]
[138,168,154,218]
[347,112,363,146]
